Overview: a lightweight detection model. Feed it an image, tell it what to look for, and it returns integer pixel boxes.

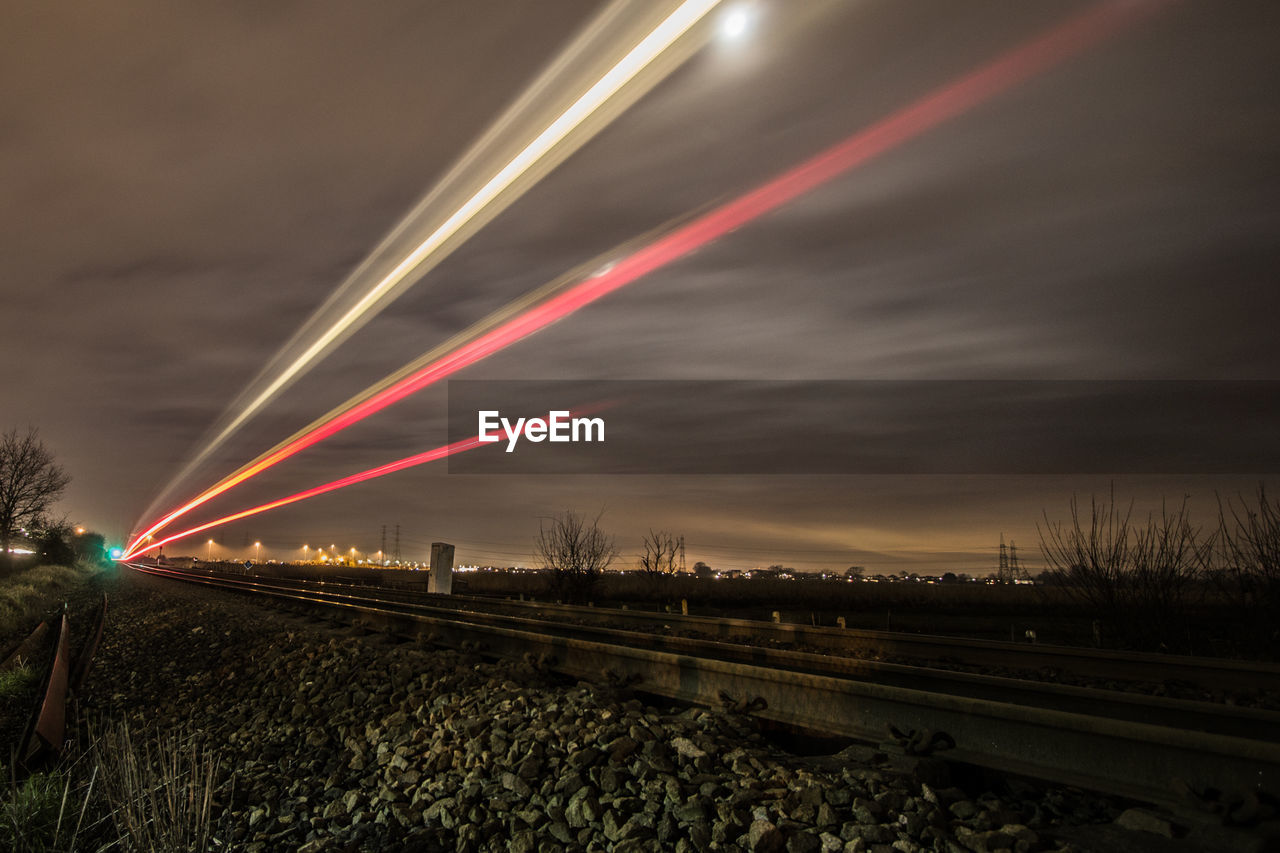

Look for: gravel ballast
[79,569,1254,852]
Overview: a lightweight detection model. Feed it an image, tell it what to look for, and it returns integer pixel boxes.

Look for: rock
[749,819,787,853]
[825,787,853,807]
[613,840,652,853]
[818,832,844,852]
[672,737,708,760]
[1000,823,1038,846]
[851,798,882,824]
[787,830,823,853]
[606,736,640,762]
[675,800,708,824]
[509,828,537,853]
[566,790,601,828]
[1115,807,1176,838]
[603,810,625,842]
[954,825,1015,852]
[599,766,621,794]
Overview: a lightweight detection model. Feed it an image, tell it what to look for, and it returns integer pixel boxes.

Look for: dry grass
[0,563,97,638]
[91,718,225,852]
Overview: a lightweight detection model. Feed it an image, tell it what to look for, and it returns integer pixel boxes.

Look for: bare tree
[638,529,679,577]
[1213,485,1280,656]
[534,510,618,604]
[1038,488,1208,651]
[0,427,71,569]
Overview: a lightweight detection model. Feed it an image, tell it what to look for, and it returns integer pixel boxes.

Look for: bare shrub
[1038,489,1208,651]
[638,529,679,577]
[637,529,680,602]
[1213,485,1280,657]
[534,510,618,604]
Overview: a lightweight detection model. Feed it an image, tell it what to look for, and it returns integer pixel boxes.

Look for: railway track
[187,564,1280,696]
[2,593,108,773]
[130,561,1279,815]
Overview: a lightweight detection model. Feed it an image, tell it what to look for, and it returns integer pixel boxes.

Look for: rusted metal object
[0,619,48,671]
[21,611,71,764]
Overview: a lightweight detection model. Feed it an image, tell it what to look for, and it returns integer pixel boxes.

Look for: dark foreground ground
[34,566,1260,852]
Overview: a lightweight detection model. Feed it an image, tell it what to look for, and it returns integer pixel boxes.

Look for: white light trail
[138,0,723,531]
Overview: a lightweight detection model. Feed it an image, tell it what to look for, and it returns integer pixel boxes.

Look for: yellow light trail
[138,0,723,536]
[228,0,721,432]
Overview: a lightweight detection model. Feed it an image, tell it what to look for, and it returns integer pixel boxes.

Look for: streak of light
[140,0,725,528]
[123,435,485,559]
[128,0,1163,556]
[124,403,606,559]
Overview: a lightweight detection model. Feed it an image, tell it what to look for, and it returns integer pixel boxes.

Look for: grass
[0,665,39,699]
[0,719,226,853]
[92,718,226,852]
[0,562,99,640]
[0,770,92,853]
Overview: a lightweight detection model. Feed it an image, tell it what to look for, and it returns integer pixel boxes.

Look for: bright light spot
[720,5,751,40]
[109,547,124,560]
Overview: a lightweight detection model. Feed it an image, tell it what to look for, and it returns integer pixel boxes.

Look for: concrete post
[429,542,454,595]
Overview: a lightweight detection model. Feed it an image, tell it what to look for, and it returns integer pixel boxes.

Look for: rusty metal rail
[19,611,71,765]
[10,594,108,771]
[129,562,1280,810]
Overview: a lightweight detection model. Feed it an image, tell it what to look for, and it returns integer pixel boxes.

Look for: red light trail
[124,404,610,558]
[126,0,1164,558]
[124,435,485,559]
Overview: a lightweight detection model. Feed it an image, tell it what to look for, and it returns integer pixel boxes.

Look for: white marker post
[429,542,455,595]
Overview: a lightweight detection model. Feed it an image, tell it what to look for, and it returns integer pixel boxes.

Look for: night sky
[3,1,1278,573]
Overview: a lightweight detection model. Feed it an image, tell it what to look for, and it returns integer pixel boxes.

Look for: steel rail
[141,565,1279,740]
[180,564,1280,694]
[129,563,1280,809]
[19,611,70,766]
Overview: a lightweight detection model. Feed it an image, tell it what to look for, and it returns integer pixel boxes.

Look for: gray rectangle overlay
[445,380,1280,474]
